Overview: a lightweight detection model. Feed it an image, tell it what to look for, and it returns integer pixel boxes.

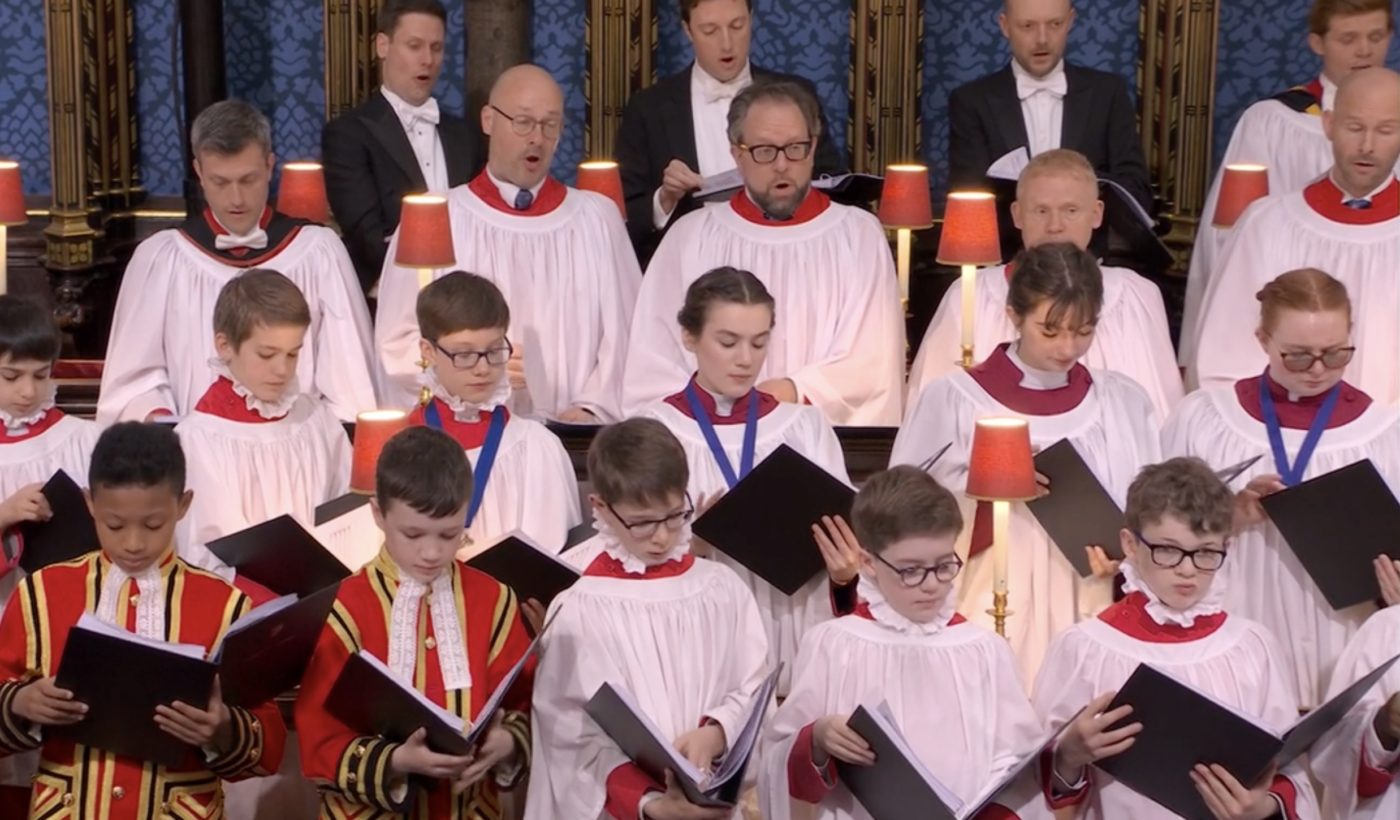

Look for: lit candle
[418,268,432,290]
[992,499,1010,594]
[895,228,912,303]
[960,263,977,355]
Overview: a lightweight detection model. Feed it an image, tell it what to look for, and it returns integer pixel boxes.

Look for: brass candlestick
[960,344,974,369]
[987,590,1012,638]
[418,358,433,407]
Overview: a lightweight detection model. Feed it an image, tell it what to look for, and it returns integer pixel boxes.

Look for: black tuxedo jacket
[948,63,1153,262]
[322,90,483,291]
[615,64,846,265]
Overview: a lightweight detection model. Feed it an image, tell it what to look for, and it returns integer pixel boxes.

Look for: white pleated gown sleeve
[375,186,641,420]
[892,369,1162,686]
[622,203,905,426]
[1311,606,1400,820]
[453,417,582,556]
[1189,193,1400,407]
[1031,616,1320,820]
[907,266,1182,420]
[1162,387,1399,707]
[174,397,353,577]
[640,399,850,696]
[524,559,770,820]
[758,616,1050,820]
[96,227,379,424]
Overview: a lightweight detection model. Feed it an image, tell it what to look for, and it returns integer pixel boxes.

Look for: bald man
[1190,67,1400,407]
[375,64,642,421]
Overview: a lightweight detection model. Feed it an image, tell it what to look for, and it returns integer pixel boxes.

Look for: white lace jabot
[856,572,958,636]
[387,564,471,691]
[1,395,55,436]
[594,507,691,575]
[424,367,512,422]
[208,358,300,419]
[1120,559,1225,628]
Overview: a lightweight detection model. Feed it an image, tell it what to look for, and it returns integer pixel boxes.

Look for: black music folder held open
[1025,439,1126,577]
[17,469,100,574]
[1098,655,1400,820]
[206,514,351,598]
[465,531,581,608]
[213,584,340,708]
[691,444,854,596]
[53,614,216,767]
[1259,459,1400,610]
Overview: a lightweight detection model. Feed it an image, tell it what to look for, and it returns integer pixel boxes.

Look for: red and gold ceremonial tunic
[0,550,285,820]
[296,549,534,820]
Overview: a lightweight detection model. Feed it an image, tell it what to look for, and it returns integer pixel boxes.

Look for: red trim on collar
[729,188,831,226]
[193,377,286,423]
[583,551,696,579]
[968,343,1092,415]
[851,601,967,627]
[467,172,568,216]
[1097,591,1227,643]
[1302,176,1400,224]
[1003,260,1016,283]
[1233,373,1370,430]
[407,398,511,450]
[180,221,304,268]
[1304,78,1325,104]
[0,406,65,443]
[662,375,781,424]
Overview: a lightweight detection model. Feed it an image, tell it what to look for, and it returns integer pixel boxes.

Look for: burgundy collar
[467,172,568,216]
[1302,175,1399,225]
[583,552,696,579]
[177,206,307,268]
[193,377,286,423]
[662,376,781,425]
[0,406,65,443]
[968,343,1092,415]
[1303,78,1325,105]
[852,602,967,627]
[407,398,511,450]
[1233,372,1370,429]
[1098,591,1227,643]
[729,187,831,226]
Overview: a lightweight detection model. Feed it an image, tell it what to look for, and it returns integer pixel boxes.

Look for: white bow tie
[401,97,440,126]
[1017,71,1067,100]
[214,228,269,251]
[704,84,741,105]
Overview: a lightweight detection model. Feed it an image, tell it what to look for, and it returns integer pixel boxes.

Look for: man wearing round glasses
[623,81,905,427]
[376,64,642,423]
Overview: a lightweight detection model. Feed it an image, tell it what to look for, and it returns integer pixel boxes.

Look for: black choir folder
[16,470,100,574]
[206,514,352,598]
[839,702,1076,820]
[691,444,854,596]
[584,667,783,809]
[465,530,581,607]
[1025,439,1125,577]
[1099,655,1400,820]
[325,635,540,757]
[1259,459,1400,610]
[214,584,340,708]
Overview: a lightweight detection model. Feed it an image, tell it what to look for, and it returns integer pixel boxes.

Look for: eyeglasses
[871,551,964,587]
[735,140,814,164]
[432,339,513,370]
[490,105,562,139]
[606,493,695,538]
[1135,532,1228,572]
[1271,342,1356,373]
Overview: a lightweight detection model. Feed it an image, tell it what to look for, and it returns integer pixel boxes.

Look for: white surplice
[1189,180,1400,407]
[622,195,905,426]
[640,393,850,696]
[1162,384,1398,708]
[375,180,641,421]
[1312,606,1400,820]
[907,264,1183,420]
[524,546,770,820]
[893,356,1161,685]
[96,225,379,424]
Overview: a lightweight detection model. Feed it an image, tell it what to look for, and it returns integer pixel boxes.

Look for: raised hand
[1053,692,1142,783]
[1233,474,1284,530]
[812,515,862,586]
[811,713,875,767]
[0,483,52,529]
[1375,555,1400,607]
[1085,546,1121,579]
[658,160,704,217]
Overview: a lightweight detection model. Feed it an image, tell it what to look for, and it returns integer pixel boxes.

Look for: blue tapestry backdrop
[0,1,50,195]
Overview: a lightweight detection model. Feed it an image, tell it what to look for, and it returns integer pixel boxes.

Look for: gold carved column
[1138,0,1221,264]
[848,0,924,174]
[324,0,383,120]
[584,0,657,160]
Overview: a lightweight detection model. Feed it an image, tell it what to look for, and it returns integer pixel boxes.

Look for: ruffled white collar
[594,507,692,575]
[424,367,512,422]
[1120,559,1225,628]
[1,394,56,435]
[856,573,958,635]
[1007,342,1070,390]
[208,358,299,419]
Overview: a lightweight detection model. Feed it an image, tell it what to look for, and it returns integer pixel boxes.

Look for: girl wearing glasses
[1163,268,1400,709]
[893,242,1162,686]
[638,266,854,697]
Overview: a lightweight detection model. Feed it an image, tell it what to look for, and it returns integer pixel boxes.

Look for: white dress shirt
[1319,73,1338,112]
[1011,59,1067,157]
[487,168,546,210]
[651,61,755,229]
[381,86,450,192]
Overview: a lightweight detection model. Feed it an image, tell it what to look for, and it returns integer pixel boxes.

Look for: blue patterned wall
[1212,0,1400,175]
[0,1,51,195]
[921,0,1140,197]
[134,2,183,198]
[531,0,588,186]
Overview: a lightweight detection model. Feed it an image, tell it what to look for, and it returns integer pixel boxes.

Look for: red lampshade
[350,410,410,494]
[577,160,626,217]
[1212,164,1269,229]
[877,164,933,229]
[277,162,330,224]
[0,162,27,226]
[395,195,456,269]
[936,191,1001,267]
[965,418,1038,501]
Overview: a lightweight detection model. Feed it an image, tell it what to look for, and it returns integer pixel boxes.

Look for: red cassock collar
[1302,175,1399,225]
[729,187,831,226]
[1098,591,1228,643]
[967,343,1092,415]
[193,377,286,423]
[467,172,568,216]
[662,375,781,425]
[1234,372,1370,430]
[852,602,967,627]
[0,406,65,443]
[584,551,696,579]
[407,398,511,450]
